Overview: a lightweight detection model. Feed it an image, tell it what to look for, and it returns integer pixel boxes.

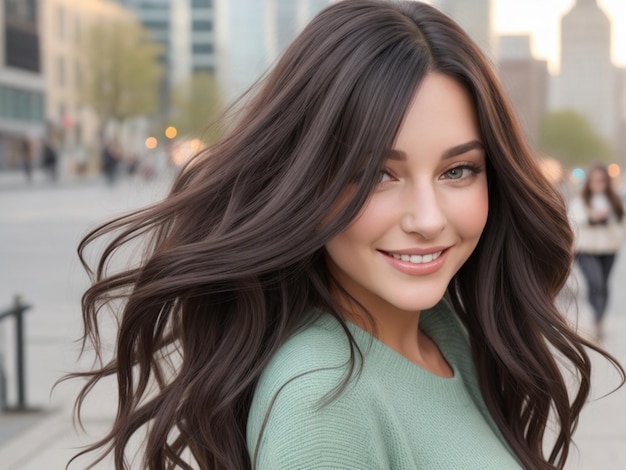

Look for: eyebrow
[387,139,484,161]
[442,140,484,159]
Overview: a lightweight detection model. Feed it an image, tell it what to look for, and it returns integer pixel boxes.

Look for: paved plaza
[0,171,624,469]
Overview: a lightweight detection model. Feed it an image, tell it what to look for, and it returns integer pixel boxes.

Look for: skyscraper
[559,0,617,148]
[113,0,216,111]
[497,35,548,146]
[215,0,330,103]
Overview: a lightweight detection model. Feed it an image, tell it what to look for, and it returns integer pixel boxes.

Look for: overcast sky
[493,0,626,73]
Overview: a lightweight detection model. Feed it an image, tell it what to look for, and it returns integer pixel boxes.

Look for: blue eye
[445,167,466,179]
[442,164,482,181]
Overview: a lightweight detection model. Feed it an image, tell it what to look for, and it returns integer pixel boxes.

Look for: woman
[570,163,625,341]
[68,1,623,469]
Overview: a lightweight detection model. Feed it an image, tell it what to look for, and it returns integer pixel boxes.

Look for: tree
[80,18,164,141]
[538,110,614,166]
[169,72,222,143]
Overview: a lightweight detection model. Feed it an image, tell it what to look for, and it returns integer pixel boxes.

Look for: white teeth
[391,251,442,264]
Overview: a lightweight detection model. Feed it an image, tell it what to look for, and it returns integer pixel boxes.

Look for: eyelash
[377,163,484,184]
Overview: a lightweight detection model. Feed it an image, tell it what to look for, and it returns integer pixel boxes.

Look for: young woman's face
[325,73,489,318]
[588,169,608,194]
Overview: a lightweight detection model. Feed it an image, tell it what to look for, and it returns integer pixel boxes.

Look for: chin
[391,292,446,314]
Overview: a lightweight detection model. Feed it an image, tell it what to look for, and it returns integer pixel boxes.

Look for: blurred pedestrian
[101,142,121,185]
[19,137,33,183]
[570,163,625,341]
[41,139,59,182]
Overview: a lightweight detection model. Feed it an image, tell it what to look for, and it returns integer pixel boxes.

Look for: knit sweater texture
[246,301,522,469]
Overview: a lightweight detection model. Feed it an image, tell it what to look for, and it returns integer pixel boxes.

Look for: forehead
[392,73,481,156]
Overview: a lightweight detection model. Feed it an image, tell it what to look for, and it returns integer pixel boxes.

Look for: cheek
[331,198,390,246]
[453,186,489,237]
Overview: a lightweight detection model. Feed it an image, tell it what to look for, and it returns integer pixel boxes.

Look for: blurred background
[1,0,626,186]
[0,1,625,469]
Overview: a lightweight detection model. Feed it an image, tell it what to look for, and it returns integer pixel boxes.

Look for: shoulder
[247,315,380,469]
[253,314,352,396]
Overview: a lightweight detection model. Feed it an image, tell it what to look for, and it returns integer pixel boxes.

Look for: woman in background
[570,163,625,341]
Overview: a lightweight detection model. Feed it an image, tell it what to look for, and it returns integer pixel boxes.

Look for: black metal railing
[0,295,31,412]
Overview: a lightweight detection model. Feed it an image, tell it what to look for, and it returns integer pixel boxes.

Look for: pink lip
[379,248,448,276]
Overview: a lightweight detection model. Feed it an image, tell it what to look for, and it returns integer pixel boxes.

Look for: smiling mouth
[385,251,443,264]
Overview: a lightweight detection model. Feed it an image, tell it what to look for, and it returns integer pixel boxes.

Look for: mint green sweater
[247,301,522,469]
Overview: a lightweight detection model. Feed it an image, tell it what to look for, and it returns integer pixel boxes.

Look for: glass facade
[192,19,212,32]
[0,85,44,123]
[219,0,330,101]
[4,0,40,72]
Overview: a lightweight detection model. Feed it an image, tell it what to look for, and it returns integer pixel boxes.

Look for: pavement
[0,170,624,469]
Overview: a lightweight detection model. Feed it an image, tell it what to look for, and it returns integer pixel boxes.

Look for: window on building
[139,1,169,9]
[0,85,43,122]
[75,14,81,42]
[6,25,40,71]
[58,56,66,87]
[193,65,215,74]
[76,62,82,89]
[0,87,6,118]
[192,0,213,7]
[5,0,37,25]
[143,20,169,31]
[192,43,214,54]
[192,20,212,32]
[57,5,65,41]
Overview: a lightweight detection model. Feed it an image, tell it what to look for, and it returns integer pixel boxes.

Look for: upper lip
[380,247,449,256]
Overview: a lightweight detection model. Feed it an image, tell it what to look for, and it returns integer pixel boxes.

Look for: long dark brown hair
[67,1,623,469]
[582,163,624,220]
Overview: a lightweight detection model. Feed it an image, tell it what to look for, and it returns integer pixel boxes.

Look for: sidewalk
[0,169,100,191]
[0,177,171,469]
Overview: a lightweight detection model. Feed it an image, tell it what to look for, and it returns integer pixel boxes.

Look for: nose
[399,182,447,239]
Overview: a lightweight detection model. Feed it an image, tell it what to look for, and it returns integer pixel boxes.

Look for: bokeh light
[145,137,158,149]
[165,126,178,139]
[571,167,586,181]
[608,163,620,178]
[170,138,205,166]
[538,158,563,183]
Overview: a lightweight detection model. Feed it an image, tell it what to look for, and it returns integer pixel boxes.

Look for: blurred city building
[618,67,626,167]
[428,0,496,59]
[215,0,331,104]
[558,0,619,151]
[497,34,548,147]
[112,0,215,113]
[0,0,45,170]
[41,0,134,175]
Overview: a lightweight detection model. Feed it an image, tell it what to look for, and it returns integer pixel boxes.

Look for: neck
[331,288,452,377]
